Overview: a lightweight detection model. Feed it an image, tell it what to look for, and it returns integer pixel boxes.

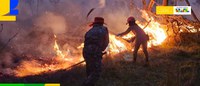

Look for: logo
[0,0,19,21]
[174,6,191,15]
[156,6,191,15]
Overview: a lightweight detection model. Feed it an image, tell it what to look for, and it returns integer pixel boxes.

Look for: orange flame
[14,35,84,77]
[54,35,65,59]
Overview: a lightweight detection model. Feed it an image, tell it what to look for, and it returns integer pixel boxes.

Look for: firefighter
[82,17,109,86]
[117,17,149,65]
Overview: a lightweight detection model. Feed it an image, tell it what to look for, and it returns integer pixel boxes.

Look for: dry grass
[0,44,200,86]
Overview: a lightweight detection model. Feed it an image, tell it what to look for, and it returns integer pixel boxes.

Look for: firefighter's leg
[83,55,102,86]
[142,41,149,63]
[83,52,91,77]
[83,58,96,86]
[133,41,141,62]
[85,59,92,77]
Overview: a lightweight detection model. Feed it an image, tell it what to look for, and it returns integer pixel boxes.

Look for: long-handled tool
[66,52,107,70]
[66,60,85,70]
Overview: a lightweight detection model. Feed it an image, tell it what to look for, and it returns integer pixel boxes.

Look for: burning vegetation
[11,9,172,77]
[0,0,200,85]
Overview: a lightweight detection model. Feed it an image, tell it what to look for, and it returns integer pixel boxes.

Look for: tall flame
[118,10,167,48]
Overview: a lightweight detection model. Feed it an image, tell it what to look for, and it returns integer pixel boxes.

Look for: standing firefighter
[82,17,109,86]
[117,17,149,65]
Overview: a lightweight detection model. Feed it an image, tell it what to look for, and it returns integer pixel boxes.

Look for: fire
[143,23,167,47]
[121,32,135,39]
[53,35,74,61]
[13,10,167,77]
[77,34,132,56]
[108,34,129,54]
[14,35,84,77]
[119,10,167,47]
[54,35,65,59]
[107,10,167,54]
[139,10,167,47]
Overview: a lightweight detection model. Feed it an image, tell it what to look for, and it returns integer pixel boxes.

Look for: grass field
[0,44,200,86]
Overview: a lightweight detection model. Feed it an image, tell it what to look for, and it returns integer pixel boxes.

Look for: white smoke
[99,0,106,8]
[0,0,145,76]
[35,12,67,34]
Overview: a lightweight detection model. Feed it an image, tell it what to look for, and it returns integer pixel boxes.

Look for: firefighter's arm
[128,36,136,42]
[117,27,131,37]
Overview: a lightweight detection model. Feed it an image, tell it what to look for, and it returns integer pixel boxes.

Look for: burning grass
[0,45,200,86]
[0,0,200,85]
[6,10,169,77]
[1,9,199,81]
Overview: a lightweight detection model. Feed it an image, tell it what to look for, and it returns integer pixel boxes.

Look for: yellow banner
[156,6,174,15]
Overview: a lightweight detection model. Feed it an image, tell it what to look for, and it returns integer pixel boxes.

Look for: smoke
[0,52,16,75]
[0,0,145,76]
[194,0,200,5]
[35,12,67,34]
[99,0,106,8]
